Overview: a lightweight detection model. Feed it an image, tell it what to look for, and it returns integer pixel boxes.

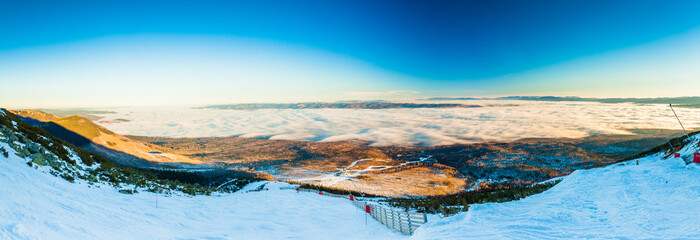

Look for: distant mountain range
[31,108,117,121]
[199,97,700,111]
[199,102,481,110]
[425,96,700,108]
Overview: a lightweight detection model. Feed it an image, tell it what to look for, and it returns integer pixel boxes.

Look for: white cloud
[94,100,700,146]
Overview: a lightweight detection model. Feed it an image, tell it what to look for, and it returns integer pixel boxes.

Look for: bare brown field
[133,130,684,196]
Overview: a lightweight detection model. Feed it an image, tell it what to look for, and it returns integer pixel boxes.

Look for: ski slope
[414,135,700,239]
[3,124,700,239]
[0,142,405,240]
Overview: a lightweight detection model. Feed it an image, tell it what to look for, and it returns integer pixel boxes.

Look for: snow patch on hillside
[0,141,405,240]
[413,135,700,239]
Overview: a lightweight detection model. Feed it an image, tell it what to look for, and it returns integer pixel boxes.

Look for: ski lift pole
[322,171,352,196]
[436,193,452,215]
[341,169,366,198]
[670,104,690,138]
[670,104,699,152]
[427,187,451,216]
[294,170,322,193]
[660,130,675,151]
[347,177,366,198]
[336,175,355,196]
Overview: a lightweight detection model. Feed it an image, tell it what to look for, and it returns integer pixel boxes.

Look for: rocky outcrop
[0,124,81,174]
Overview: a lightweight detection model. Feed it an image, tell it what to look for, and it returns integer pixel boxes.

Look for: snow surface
[413,136,700,240]
[0,142,405,240]
[3,122,700,239]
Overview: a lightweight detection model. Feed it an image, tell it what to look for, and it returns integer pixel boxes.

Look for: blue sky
[1,0,700,107]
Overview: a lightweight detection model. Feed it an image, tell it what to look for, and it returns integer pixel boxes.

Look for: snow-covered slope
[3,104,699,239]
[413,135,700,240]
[0,141,405,240]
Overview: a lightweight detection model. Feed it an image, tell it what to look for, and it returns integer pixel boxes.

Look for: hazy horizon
[3,1,700,108]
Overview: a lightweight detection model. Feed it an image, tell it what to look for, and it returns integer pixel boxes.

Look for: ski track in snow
[0,142,406,240]
[341,157,432,177]
[281,156,432,187]
[412,135,700,240]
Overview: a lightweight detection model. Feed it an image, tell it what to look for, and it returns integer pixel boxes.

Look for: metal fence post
[391,209,397,231]
[383,208,388,225]
[406,211,412,234]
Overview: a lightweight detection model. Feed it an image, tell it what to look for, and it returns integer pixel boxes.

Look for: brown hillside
[13,111,200,164]
[10,110,60,122]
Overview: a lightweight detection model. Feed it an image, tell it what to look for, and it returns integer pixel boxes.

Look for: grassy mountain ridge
[51,115,107,139]
[9,110,60,122]
[0,108,223,195]
[12,110,201,166]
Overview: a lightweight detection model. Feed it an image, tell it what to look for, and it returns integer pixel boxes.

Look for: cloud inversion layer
[94,100,700,146]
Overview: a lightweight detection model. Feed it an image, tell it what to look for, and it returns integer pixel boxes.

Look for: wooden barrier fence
[281,186,428,235]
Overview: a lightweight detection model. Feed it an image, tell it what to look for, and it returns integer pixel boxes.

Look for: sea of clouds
[94,100,700,146]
